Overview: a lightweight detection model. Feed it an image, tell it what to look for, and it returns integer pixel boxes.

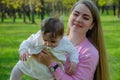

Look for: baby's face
[42,33,62,48]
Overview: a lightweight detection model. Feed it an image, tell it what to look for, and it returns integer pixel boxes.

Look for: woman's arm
[37,49,99,80]
[52,54,98,80]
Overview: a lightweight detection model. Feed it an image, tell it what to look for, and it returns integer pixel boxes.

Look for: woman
[35,0,109,80]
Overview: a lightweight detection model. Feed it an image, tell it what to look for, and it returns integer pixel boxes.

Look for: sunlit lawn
[101,14,120,80]
[0,14,120,80]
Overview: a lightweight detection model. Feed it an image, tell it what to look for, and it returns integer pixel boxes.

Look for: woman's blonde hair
[67,0,109,80]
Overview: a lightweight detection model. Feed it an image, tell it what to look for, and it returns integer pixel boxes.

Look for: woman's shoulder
[76,38,99,72]
[77,38,99,59]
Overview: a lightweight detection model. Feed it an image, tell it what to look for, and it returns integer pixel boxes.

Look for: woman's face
[68,3,93,35]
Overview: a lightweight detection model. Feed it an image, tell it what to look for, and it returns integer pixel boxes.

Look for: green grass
[101,15,120,80]
[0,14,120,80]
[0,21,40,80]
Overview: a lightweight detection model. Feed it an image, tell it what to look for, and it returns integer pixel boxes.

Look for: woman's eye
[83,17,89,20]
[73,13,79,16]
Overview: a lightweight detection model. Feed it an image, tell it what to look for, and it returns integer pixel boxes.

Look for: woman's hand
[33,48,59,67]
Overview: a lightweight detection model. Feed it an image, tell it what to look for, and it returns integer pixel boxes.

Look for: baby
[10,17,79,80]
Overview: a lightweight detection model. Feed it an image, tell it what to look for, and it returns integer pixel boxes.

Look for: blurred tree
[98,0,118,16]
[118,0,120,18]
[63,0,77,12]
[1,0,119,23]
[40,0,44,20]
[1,0,6,22]
[29,0,35,23]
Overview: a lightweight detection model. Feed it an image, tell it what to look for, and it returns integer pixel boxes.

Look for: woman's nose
[76,16,82,23]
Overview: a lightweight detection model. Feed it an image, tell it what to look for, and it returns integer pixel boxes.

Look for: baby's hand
[20,52,30,61]
[67,62,77,75]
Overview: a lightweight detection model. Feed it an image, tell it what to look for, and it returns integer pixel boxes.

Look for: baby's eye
[51,41,56,43]
[44,39,47,42]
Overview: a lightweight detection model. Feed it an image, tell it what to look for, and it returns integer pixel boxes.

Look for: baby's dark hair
[41,17,64,38]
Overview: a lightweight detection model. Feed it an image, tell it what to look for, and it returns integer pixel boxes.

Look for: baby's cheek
[53,44,57,48]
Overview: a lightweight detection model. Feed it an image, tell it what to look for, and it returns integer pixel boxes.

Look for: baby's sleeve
[19,31,41,54]
[64,39,79,64]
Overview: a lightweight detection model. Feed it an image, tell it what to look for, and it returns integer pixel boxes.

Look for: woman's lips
[74,24,81,28]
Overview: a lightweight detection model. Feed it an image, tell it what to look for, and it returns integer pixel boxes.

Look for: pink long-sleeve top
[51,38,99,80]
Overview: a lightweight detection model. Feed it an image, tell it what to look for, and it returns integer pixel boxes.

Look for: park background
[0,0,120,80]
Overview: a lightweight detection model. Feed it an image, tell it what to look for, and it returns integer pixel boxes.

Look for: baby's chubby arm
[20,51,31,61]
[63,37,79,74]
[19,31,41,61]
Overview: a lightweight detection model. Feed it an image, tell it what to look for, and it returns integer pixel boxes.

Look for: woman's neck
[68,31,86,46]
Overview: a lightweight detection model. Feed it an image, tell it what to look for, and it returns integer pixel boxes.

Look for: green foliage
[98,0,119,6]
[63,0,77,9]
[99,0,107,6]
[1,0,119,12]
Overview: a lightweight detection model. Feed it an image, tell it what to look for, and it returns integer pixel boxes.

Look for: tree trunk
[13,8,16,22]
[17,8,22,18]
[101,6,105,14]
[31,9,35,23]
[40,0,44,20]
[113,4,116,16]
[118,0,120,18]
[1,10,4,22]
[106,6,109,15]
[23,12,26,23]
[29,0,35,23]
[22,4,26,23]
[1,4,6,22]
